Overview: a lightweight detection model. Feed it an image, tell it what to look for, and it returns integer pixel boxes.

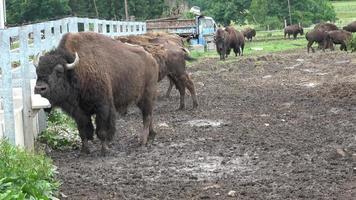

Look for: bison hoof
[100,143,109,156]
[148,130,157,142]
[80,147,91,155]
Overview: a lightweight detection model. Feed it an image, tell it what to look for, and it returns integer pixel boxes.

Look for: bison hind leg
[95,104,116,155]
[181,73,198,109]
[137,93,156,145]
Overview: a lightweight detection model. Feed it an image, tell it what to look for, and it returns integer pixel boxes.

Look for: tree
[248,0,268,24]
[6,0,71,25]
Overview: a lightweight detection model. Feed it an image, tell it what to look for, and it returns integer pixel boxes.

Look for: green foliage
[347,33,356,52]
[39,109,80,150]
[201,0,251,26]
[0,140,59,200]
[332,1,356,26]
[188,0,336,27]
[6,0,71,25]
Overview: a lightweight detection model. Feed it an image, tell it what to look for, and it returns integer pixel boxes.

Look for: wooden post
[287,0,292,25]
[124,0,129,21]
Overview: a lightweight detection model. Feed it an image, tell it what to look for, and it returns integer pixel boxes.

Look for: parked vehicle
[146,15,217,48]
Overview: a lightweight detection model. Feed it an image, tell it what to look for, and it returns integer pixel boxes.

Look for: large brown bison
[117,34,198,110]
[343,21,356,33]
[312,22,339,50]
[242,27,256,41]
[225,26,245,56]
[284,24,304,39]
[215,28,230,60]
[34,32,159,155]
[327,30,352,51]
[305,29,329,53]
[314,22,339,32]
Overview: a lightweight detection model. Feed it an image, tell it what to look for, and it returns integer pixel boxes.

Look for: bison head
[299,27,304,35]
[34,50,79,106]
[215,29,227,60]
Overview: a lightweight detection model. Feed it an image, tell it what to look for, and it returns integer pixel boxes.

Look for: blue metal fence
[0,17,146,148]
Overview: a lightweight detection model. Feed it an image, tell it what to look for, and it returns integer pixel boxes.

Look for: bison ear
[54,64,64,74]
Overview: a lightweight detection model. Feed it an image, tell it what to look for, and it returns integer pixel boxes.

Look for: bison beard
[35,32,159,155]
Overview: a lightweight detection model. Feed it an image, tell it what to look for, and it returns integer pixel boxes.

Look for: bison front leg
[95,104,116,156]
[72,110,94,154]
[307,41,314,53]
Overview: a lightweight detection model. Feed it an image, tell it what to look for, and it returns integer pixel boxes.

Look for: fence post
[69,17,78,33]
[93,19,99,33]
[19,26,35,150]
[0,30,16,144]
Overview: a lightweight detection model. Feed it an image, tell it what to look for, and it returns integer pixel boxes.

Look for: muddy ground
[49,49,356,199]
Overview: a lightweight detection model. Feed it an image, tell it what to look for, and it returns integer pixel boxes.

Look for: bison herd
[34,32,198,155]
[34,20,355,155]
[285,21,355,53]
[215,21,355,60]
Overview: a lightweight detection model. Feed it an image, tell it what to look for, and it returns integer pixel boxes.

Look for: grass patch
[38,109,81,150]
[0,140,59,199]
[332,1,356,26]
[191,38,307,59]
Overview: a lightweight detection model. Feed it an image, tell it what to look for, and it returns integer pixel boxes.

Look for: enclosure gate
[0,17,146,149]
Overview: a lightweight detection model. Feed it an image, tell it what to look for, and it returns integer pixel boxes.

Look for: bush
[38,109,81,150]
[348,33,356,52]
[0,140,59,199]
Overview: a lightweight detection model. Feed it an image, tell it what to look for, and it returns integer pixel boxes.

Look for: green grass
[332,1,356,26]
[38,109,81,150]
[191,38,307,59]
[0,140,59,199]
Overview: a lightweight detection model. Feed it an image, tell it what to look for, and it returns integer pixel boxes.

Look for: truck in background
[146,7,216,50]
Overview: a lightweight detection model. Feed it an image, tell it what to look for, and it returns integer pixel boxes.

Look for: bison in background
[343,21,356,33]
[311,22,339,50]
[305,29,329,53]
[117,34,199,110]
[284,24,304,39]
[242,27,256,42]
[34,32,159,155]
[314,22,339,32]
[327,30,352,51]
[215,28,230,60]
[225,26,245,56]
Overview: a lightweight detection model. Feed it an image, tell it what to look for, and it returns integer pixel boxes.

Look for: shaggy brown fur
[343,21,356,33]
[242,27,256,41]
[215,28,230,60]
[305,29,329,53]
[314,23,339,32]
[327,30,352,51]
[284,24,304,39]
[225,26,245,56]
[117,34,198,110]
[35,32,159,155]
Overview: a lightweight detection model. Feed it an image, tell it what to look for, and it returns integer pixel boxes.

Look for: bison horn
[66,52,79,70]
[182,47,191,54]
[33,53,41,67]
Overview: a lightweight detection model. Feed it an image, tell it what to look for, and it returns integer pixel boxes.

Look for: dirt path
[50,50,356,199]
